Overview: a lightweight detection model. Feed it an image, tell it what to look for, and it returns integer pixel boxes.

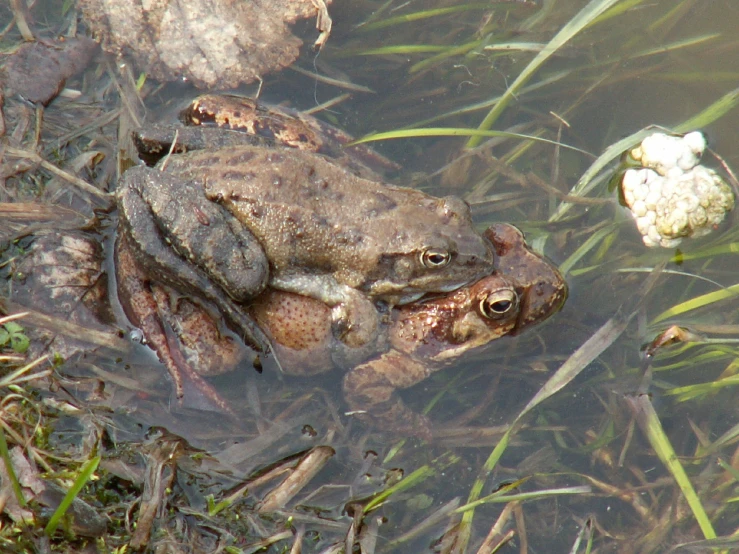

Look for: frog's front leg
[116,167,272,358]
[270,275,380,348]
[342,351,432,438]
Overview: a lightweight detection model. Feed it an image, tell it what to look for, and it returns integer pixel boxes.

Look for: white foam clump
[620,132,734,248]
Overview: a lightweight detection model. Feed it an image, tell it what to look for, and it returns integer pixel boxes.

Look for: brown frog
[118,221,566,435]
[116,94,496,360]
[251,223,567,436]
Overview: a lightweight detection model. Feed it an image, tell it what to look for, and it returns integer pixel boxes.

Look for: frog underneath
[118,222,566,436]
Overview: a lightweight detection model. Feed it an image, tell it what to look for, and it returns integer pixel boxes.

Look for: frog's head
[391,223,566,362]
[369,195,496,301]
[390,272,520,361]
[483,223,567,333]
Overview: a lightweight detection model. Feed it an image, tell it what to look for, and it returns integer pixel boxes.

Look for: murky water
[3,0,739,552]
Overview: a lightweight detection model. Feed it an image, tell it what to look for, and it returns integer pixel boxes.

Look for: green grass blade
[466,0,629,148]
[627,395,717,541]
[483,42,549,53]
[352,127,592,156]
[668,373,739,403]
[590,0,649,25]
[706,420,739,455]
[651,283,739,324]
[670,241,739,262]
[409,40,482,74]
[630,33,720,59]
[658,71,739,84]
[360,4,490,31]
[349,44,449,56]
[44,455,101,536]
[558,226,615,276]
[363,453,459,513]
[674,86,739,133]
[0,426,26,508]
[456,484,591,513]
[645,0,696,34]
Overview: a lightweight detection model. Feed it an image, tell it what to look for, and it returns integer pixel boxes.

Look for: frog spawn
[620,131,735,248]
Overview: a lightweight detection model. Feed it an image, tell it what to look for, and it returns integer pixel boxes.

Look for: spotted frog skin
[252,223,567,436]
[116,94,496,366]
[120,221,566,435]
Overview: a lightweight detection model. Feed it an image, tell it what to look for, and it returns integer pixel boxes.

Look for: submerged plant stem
[467,0,627,148]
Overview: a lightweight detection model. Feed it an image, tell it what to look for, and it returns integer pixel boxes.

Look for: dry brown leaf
[79,0,332,89]
[11,232,121,360]
[1,37,98,105]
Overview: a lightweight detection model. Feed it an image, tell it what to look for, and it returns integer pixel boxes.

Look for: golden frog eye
[480,289,518,320]
[421,248,451,268]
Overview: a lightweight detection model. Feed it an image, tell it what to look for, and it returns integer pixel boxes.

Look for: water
[3,0,739,552]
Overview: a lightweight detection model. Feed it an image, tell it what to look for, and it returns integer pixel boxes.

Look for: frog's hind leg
[343,351,432,438]
[120,166,269,300]
[115,234,236,414]
[115,173,273,364]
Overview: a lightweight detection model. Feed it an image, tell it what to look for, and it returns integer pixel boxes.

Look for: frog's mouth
[510,281,568,336]
[395,279,472,306]
[396,291,426,305]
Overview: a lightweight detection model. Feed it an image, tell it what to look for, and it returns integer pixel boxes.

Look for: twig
[4,146,112,202]
[9,0,34,41]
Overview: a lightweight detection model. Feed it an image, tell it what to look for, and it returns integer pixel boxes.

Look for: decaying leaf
[11,232,120,360]
[1,37,98,105]
[79,0,333,89]
[644,325,704,358]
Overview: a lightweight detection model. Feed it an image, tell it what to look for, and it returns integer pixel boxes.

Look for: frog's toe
[331,301,380,348]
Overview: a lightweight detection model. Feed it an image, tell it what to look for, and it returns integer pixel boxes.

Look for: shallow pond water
[3,1,739,552]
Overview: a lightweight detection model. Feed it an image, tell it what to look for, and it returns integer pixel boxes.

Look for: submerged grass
[452,268,660,552]
[3,0,739,552]
[651,283,739,324]
[345,1,739,549]
[0,426,26,509]
[358,4,499,32]
[466,0,628,148]
[627,395,718,544]
[363,453,460,513]
[352,127,592,156]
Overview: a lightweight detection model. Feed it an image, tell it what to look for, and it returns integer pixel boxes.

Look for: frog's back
[165,145,495,296]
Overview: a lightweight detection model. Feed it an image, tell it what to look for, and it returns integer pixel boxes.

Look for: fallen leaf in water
[1,37,98,105]
[11,232,122,360]
[643,325,704,358]
[79,0,332,89]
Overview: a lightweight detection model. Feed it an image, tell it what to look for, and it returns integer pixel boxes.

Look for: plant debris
[79,0,333,89]
[9,232,124,361]
[0,446,108,537]
[1,37,98,105]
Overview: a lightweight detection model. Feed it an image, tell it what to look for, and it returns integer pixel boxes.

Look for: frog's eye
[480,289,518,320]
[421,248,451,268]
